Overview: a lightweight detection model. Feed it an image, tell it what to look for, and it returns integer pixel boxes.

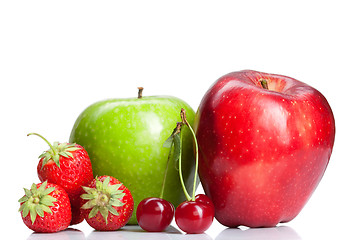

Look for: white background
[1,1,358,239]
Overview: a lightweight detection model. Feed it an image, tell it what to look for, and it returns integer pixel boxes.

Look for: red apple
[194,70,335,227]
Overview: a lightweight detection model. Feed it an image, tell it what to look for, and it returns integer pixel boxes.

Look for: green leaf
[18,195,29,203]
[39,152,46,159]
[18,203,25,212]
[81,199,97,209]
[107,205,119,216]
[96,178,103,190]
[30,183,37,193]
[37,181,48,193]
[66,143,77,148]
[41,187,55,197]
[30,205,37,224]
[112,193,125,200]
[109,198,124,207]
[102,177,111,190]
[99,207,109,224]
[59,152,69,158]
[88,206,100,219]
[40,195,56,206]
[66,152,74,159]
[172,134,181,162]
[82,186,95,194]
[41,156,48,168]
[22,203,30,218]
[163,122,182,148]
[81,193,95,200]
[66,147,80,152]
[53,154,60,168]
[35,205,44,218]
[39,204,52,214]
[24,188,32,197]
[163,135,174,148]
[107,184,122,193]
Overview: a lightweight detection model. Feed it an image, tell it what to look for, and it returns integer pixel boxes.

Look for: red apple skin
[194,70,335,228]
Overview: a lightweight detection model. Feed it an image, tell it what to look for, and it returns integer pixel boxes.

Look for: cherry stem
[180,108,198,201]
[160,141,173,199]
[27,133,56,155]
[178,123,192,201]
[259,79,269,90]
[138,87,144,98]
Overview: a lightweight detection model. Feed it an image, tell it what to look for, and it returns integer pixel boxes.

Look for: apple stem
[259,79,269,90]
[180,108,198,202]
[137,87,144,98]
[27,133,57,156]
[159,141,173,199]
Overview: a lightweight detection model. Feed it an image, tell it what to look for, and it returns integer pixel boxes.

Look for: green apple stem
[138,87,144,98]
[180,108,198,201]
[259,79,269,90]
[27,133,56,155]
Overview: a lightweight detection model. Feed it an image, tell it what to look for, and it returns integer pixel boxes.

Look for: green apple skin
[69,96,197,224]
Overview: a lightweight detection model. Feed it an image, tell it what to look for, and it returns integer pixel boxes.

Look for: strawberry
[28,133,94,225]
[81,175,134,231]
[18,181,72,233]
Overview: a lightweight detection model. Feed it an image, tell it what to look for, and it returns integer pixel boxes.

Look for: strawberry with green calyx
[81,175,134,231]
[28,133,94,225]
[18,181,71,233]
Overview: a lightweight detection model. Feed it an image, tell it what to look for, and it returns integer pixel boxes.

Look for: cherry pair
[137,194,214,234]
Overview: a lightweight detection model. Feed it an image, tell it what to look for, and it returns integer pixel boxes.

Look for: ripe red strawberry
[81,175,134,231]
[28,133,94,225]
[18,181,72,233]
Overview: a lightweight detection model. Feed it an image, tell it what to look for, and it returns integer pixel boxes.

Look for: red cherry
[136,197,175,232]
[195,194,214,209]
[175,195,215,234]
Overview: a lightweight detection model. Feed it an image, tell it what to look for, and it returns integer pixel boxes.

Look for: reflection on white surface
[24,225,301,240]
[171,233,212,240]
[215,226,301,240]
[87,225,177,240]
[27,228,86,240]
[87,225,213,240]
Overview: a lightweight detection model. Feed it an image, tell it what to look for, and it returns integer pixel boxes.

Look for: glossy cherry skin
[195,194,215,211]
[136,197,175,232]
[175,195,215,234]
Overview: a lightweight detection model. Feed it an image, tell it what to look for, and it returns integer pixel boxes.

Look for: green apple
[69,89,197,224]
